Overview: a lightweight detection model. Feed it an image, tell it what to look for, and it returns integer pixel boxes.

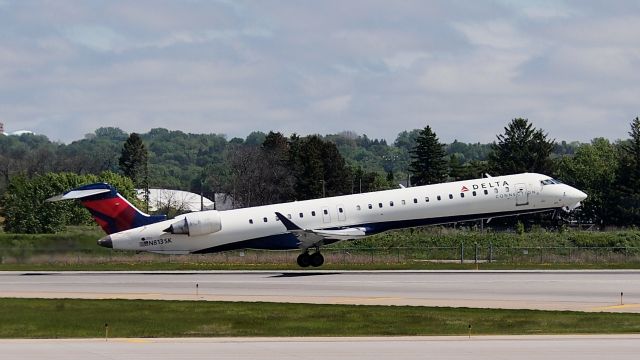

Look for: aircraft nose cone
[97,235,113,248]
[576,189,587,201]
[569,188,587,202]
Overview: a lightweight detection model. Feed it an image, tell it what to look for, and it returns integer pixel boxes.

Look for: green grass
[1,262,640,271]
[3,226,640,271]
[1,298,639,338]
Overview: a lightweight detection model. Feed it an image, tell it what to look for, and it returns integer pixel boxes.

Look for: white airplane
[48,173,586,267]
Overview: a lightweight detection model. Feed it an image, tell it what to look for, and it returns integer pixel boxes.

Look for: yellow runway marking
[333,297,404,304]
[589,303,640,311]
[118,339,152,343]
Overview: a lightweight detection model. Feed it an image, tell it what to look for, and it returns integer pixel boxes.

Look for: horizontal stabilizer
[46,188,111,202]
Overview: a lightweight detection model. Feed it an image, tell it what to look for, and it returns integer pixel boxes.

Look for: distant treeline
[1,117,640,232]
[0,125,579,192]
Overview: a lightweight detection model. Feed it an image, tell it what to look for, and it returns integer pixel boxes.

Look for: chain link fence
[2,243,640,265]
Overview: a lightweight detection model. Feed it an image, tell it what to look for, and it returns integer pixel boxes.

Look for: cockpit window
[540,178,563,186]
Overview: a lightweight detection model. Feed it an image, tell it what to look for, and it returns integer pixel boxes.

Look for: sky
[0,0,638,144]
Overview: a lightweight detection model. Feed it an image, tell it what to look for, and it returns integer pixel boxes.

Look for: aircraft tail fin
[47,183,166,234]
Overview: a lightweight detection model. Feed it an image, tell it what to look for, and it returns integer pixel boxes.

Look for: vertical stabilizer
[47,183,166,234]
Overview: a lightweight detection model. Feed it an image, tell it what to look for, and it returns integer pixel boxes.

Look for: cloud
[0,0,638,144]
[64,25,126,52]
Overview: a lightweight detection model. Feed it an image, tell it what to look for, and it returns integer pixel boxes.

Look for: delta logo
[461,186,469,192]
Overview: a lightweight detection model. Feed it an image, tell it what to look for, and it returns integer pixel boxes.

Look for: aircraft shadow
[270,272,341,278]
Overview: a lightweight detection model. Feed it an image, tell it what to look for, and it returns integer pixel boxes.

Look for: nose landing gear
[296,250,324,267]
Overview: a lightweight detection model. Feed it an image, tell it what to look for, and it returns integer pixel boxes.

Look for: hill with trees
[0,117,638,232]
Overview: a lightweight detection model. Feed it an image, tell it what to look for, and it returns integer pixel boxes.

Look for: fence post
[474,242,478,264]
[489,242,493,263]
[460,241,464,264]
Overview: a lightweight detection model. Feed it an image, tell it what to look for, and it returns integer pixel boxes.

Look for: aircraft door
[515,183,529,206]
[321,206,331,223]
[337,204,346,221]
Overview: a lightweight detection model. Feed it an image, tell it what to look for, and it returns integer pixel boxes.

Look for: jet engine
[164,211,222,237]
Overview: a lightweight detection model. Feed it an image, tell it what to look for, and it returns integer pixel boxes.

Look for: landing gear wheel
[297,252,311,267]
[309,252,324,267]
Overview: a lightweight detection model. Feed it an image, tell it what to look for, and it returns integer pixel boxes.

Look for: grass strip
[1,262,639,271]
[1,298,639,338]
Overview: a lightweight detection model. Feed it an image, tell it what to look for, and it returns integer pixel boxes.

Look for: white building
[136,189,234,213]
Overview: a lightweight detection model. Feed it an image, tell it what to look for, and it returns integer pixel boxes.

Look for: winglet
[275,212,302,231]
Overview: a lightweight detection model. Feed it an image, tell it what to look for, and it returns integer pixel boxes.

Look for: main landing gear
[297,250,324,268]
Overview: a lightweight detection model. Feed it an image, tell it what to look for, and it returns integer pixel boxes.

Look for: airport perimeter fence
[2,243,640,265]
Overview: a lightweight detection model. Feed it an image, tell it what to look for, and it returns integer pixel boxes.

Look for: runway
[1,270,638,312]
[1,335,639,360]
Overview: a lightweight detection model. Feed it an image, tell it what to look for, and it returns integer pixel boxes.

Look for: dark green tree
[245,131,267,146]
[408,126,448,186]
[488,118,555,175]
[611,117,640,226]
[448,154,466,181]
[119,133,149,187]
[260,131,295,204]
[557,138,618,226]
[262,131,288,152]
[288,135,352,199]
[1,171,137,233]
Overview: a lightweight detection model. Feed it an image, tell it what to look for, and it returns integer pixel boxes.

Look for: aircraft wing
[275,212,367,248]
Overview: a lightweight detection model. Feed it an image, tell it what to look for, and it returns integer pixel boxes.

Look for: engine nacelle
[164,211,222,237]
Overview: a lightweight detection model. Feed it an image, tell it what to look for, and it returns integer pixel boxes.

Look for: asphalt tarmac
[1,335,639,360]
[1,270,638,312]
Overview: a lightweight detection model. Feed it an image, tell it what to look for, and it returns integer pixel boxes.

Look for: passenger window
[299,213,304,218]
[413,198,418,204]
[378,203,383,208]
[460,193,464,198]
[402,200,406,205]
[484,190,488,195]
[339,208,344,213]
[368,204,373,209]
[263,217,268,223]
[287,214,292,219]
[323,209,328,215]
[249,219,253,224]
[472,191,477,196]
[357,205,361,211]
[437,195,441,201]
[425,197,429,202]
[389,201,394,207]
[449,194,453,199]
[312,211,316,216]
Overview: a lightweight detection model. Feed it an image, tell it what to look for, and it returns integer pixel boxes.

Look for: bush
[0,172,138,234]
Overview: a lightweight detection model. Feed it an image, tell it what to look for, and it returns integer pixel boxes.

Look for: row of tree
[1,117,639,232]
[407,117,640,228]
[0,125,582,194]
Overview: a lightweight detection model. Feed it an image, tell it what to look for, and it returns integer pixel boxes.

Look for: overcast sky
[0,0,638,144]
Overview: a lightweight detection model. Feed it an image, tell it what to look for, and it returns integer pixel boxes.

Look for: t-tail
[46,183,166,234]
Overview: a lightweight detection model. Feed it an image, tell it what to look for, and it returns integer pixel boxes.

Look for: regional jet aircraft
[48,173,586,267]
